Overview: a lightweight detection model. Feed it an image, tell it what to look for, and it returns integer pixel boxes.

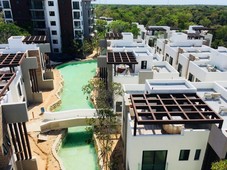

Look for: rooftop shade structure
[0,53,26,67]
[105,32,123,39]
[0,73,16,97]
[192,27,216,31]
[130,93,223,136]
[187,33,204,39]
[22,36,48,44]
[146,26,166,31]
[107,52,138,64]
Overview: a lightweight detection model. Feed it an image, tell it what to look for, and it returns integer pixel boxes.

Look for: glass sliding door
[142,150,167,170]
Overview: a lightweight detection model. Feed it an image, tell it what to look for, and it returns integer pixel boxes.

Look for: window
[116,102,122,112]
[49,11,55,16]
[53,48,59,53]
[142,150,167,170]
[169,57,173,65]
[48,1,54,6]
[165,53,169,61]
[73,1,80,9]
[3,1,10,8]
[73,11,80,19]
[17,84,22,96]
[4,11,12,19]
[74,21,81,29]
[194,149,201,160]
[188,73,194,82]
[141,61,147,69]
[50,21,56,26]
[179,150,190,161]
[53,39,58,44]
[75,30,82,38]
[177,64,182,76]
[51,30,57,35]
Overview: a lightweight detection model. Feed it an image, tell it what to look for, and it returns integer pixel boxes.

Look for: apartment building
[0,35,54,104]
[1,0,95,54]
[0,35,53,170]
[122,79,227,170]
[96,26,227,170]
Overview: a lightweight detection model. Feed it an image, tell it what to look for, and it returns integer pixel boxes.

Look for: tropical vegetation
[95,5,227,48]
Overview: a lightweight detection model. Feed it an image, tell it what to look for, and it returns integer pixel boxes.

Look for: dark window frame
[142,150,168,170]
[141,60,147,69]
[17,83,22,96]
[179,150,190,161]
[50,21,56,26]
[51,30,57,35]
[194,149,201,160]
[52,39,58,44]
[177,63,183,76]
[48,1,54,6]
[73,1,80,9]
[49,11,55,16]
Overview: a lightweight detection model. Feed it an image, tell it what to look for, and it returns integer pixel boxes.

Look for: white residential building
[122,79,225,170]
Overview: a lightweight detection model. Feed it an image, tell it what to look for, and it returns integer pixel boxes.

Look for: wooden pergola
[22,36,48,44]
[0,73,16,97]
[105,32,123,40]
[0,53,26,68]
[130,93,223,136]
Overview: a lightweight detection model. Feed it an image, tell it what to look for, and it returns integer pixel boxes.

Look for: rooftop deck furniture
[219,106,227,116]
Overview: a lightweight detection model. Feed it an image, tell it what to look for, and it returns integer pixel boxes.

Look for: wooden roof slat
[130,93,223,128]
[107,51,138,64]
[22,36,48,44]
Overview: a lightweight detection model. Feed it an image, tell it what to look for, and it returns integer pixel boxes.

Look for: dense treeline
[95,5,227,48]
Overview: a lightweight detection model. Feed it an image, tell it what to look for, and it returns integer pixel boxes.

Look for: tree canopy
[95,5,227,47]
[0,22,30,43]
[212,159,227,170]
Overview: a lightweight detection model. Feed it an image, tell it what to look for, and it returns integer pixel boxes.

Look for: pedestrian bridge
[40,109,97,132]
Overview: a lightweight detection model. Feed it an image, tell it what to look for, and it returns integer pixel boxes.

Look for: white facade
[123,79,225,170]
[44,0,62,53]
[72,0,83,40]
[186,49,227,82]
[126,120,209,170]
[0,36,50,54]
[1,0,13,22]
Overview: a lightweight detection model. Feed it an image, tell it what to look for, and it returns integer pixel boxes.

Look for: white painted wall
[210,50,227,72]
[126,115,210,170]
[44,0,62,52]
[188,62,227,82]
[164,45,179,68]
[113,75,138,84]
[135,55,153,72]
[2,69,26,104]
[178,53,190,78]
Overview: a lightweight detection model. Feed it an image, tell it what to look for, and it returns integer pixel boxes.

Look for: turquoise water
[56,60,99,170]
[58,127,99,170]
[56,60,97,111]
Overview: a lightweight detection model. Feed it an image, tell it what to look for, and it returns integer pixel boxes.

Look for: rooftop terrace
[130,93,223,136]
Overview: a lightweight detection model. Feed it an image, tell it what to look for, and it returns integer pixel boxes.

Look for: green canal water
[56,60,96,111]
[56,60,99,170]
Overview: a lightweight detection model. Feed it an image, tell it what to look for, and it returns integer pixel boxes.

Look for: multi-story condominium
[1,0,95,54]
[0,35,53,170]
